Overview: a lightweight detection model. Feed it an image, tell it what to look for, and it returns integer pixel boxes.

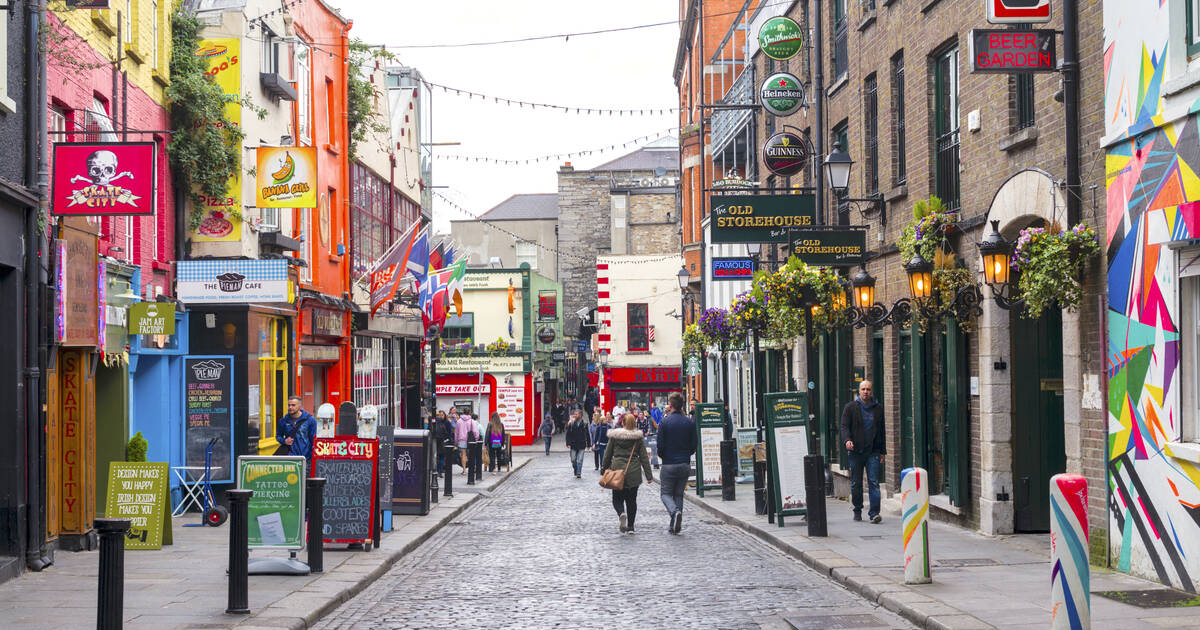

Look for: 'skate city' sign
[970,29,1056,73]
[710,194,816,244]
[314,437,378,543]
[51,142,157,215]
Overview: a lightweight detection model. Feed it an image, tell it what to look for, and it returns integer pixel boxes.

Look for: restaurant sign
[758,16,803,60]
[760,72,805,117]
[789,228,867,267]
[177,259,289,304]
[710,194,816,244]
[256,147,318,208]
[970,29,1056,73]
[538,290,557,320]
[762,132,809,177]
[52,142,156,215]
[436,355,527,374]
[711,257,755,281]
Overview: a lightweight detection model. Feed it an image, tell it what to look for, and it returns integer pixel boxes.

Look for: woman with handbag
[600,413,654,534]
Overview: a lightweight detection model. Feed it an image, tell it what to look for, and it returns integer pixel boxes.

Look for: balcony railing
[935,129,961,211]
[710,67,754,157]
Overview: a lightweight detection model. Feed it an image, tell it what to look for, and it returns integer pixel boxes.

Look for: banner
[193,39,242,242]
[238,456,306,549]
[256,147,317,208]
[105,462,171,550]
[128,302,175,335]
[52,142,156,215]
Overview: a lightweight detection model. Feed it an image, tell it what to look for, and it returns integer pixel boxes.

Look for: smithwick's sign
[256,147,317,208]
[760,72,805,117]
[758,16,803,61]
[763,132,809,177]
[52,142,156,215]
[970,29,1057,73]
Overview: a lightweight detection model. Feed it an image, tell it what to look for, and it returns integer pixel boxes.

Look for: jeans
[544,436,552,455]
[593,447,605,470]
[570,448,586,476]
[611,486,639,529]
[659,463,689,516]
[466,444,481,484]
[488,446,503,471]
[647,435,660,467]
[847,450,882,518]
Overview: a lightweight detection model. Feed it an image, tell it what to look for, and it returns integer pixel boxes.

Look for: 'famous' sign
[52,142,156,215]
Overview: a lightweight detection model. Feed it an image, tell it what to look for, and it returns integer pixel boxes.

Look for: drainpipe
[25,0,50,571]
[814,0,825,226]
[1062,0,1081,227]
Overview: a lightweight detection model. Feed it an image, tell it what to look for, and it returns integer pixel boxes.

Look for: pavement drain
[934,558,999,567]
[1094,589,1200,608]
[783,613,892,629]
[447,521,469,526]
[859,535,885,540]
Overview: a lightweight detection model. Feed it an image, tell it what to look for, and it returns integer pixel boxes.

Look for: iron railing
[935,129,961,211]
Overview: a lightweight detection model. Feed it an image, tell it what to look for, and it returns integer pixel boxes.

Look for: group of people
[427,407,509,486]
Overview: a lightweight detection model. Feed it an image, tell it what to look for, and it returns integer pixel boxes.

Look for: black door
[1012,307,1065,532]
[898,332,913,470]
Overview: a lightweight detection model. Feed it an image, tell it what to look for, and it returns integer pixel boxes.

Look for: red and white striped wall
[596,262,611,411]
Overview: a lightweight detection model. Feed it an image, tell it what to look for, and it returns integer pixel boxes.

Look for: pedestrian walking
[467,414,484,484]
[540,414,554,455]
[840,380,886,524]
[601,414,654,534]
[565,410,591,478]
[432,410,454,474]
[656,393,696,534]
[275,396,317,470]
[590,414,609,471]
[612,402,626,421]
[454,411,474,474]
[486,413,506,472]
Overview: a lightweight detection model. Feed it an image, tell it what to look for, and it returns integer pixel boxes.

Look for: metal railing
[935,129,961,211]
[710,67,754,157]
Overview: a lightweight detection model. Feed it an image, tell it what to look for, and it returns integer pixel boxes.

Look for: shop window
[443,313,473,346]
[628,303,649,351]
[353,336,391,427]
[1187,0,1200,58]
[1180,248,1200,442]
[251,315,289,454]
[516,240,537,269]
[295,41,311,145]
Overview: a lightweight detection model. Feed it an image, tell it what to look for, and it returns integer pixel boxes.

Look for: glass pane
[628,304,648,326]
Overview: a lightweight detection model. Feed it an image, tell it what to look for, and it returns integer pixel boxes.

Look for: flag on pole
[405,230,430,286]
[367,222,418,315]
[428,239,446,271]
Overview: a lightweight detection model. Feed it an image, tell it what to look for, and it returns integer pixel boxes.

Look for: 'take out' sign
[986,0,1051,24]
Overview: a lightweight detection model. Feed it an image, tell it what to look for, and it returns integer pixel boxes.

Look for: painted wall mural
[1105,0,1200,593]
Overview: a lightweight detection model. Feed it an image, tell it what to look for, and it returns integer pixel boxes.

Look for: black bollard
[225,489,253,615]
[95,518,131,630]
[306,478,326,574]
[430,460,440,504]
[804,454,828,537]
[719,439,737,501]
[443,446,454,497]
[753,459,767,515]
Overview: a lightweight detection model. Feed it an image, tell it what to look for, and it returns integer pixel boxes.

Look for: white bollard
[901,467,931,584]
[1050,473,1090,630]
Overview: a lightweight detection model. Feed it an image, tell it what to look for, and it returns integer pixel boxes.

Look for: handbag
[273,419,303,456]
[599,441,637,491]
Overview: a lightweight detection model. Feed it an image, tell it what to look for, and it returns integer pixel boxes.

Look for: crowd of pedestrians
[427,406,509,487]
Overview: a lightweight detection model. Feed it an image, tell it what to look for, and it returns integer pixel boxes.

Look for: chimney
[560,162,574,173]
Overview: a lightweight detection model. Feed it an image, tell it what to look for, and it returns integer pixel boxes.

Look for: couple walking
[600,393,695,535]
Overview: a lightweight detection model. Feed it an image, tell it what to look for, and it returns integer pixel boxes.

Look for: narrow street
[314,452,914,630]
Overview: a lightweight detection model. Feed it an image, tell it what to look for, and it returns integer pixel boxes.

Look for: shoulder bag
[274,418,303,456]
[599,441,637,491]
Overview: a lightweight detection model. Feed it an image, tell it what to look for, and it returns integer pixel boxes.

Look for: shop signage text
[310,308,344,337]
[758,16,803,60]
[51,142,156,215]
[435,384,492,395]
[538,291,557,320]
[462,272,520,290]
[192,39,242,243]
[238,456,306,548]
[537,325,556,344]
[970,29,1056,73]
[59,219,99,346]
[256,147,317,208]
[711,257,756,281]
[789,228,867,266]
[986,0,1051,24]
[59,349,95,533]
[436,355,526,374]
[607,367,681,384]
[760,72,805,117]
[710,194,816,244]
[301,344,340,362]
[128,302,176,335]
[762,132,809,177]
[177,259,289,303]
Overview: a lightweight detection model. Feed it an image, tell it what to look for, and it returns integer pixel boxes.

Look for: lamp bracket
[834,191,887,226]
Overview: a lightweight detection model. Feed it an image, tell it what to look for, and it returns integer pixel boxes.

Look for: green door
[942,319,970,507]
[911,325,931,471]
[1012,307,1065,532]
[872,333,885,408]
[898,332,913,470]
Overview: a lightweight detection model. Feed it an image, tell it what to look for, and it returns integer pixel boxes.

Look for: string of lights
[422,80,677,117]
[421,127,679,166]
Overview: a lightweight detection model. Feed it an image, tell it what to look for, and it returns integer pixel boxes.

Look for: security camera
[575,306,591,320]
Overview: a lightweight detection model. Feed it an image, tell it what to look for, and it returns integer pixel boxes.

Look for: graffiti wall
[1105,0,1200,592]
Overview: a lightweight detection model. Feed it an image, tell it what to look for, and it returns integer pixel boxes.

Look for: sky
[333,0,682,234]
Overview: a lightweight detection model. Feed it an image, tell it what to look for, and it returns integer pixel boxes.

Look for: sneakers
[619,513,628,533]
[671,511,683,534]
[870,514,882,524]
[853,512,863,522]
[627,528,636,535]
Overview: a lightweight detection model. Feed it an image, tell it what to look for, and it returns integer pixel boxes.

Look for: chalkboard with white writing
[313,437,378,544]
[183,356,234,483]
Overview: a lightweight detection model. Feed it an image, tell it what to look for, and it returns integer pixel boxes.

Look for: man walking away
[656,393,696,534]
[467,414,484,485]
[565,410,591,478]
[540,414,555,455]
[277,396,318,471]
[840,380,886,523]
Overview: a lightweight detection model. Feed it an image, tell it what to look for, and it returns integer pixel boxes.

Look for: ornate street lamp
[677,264,691,290]
[823,143,853,194]
[851,267,875,309]
[978,220,1023,310]
[905,253,935,301]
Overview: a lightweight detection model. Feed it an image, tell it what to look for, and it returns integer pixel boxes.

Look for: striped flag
[368,224,425,315]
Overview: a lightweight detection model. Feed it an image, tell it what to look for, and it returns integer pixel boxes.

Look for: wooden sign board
[313,437,378,544]
[764,391,810,525]
[105,462,172,549]
[693,403,726,497]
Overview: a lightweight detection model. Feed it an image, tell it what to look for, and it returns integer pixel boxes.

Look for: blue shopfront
[128,302,190,507]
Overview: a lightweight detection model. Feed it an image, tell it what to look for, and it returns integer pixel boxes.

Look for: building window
[326,78,337,146]
[85,96,117,142]
[1187,0,1200,58]
[864,74,879,195]
[1014,72,1035,131]
[628,303,649,351]
[353,336,391,428]
[1181,249,1200,442]
[891,52,906,186]
[933,46,960,211]
[832,0,848,79]
[124,0,133,46]
[297,207,311,282]
[832,121,850,225]
[350,164,397,278]
[0,6,11,113]
[295,42,311,145]
[443,313,474,346]
[516,240,537,269]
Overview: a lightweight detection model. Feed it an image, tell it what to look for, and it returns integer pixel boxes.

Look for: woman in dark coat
[601,413,654,534]
[591,414,610,471]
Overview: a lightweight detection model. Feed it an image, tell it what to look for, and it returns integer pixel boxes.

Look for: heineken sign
[760,72,805,117]
[758,16,803,60]
[710,194,816,244]
[763,132,809,177]
[790,228,868,266]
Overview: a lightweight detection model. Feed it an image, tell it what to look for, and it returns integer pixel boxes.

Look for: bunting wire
[425,127,680,166]
[422,79,678,117]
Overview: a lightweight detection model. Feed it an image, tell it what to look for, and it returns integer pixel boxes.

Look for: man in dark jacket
[564,410,591,478]
[277,396,318,471]
[840,380,885,523]
[656,392,696,534]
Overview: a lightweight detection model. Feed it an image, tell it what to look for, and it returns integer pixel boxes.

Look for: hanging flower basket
[485,337,512,356]
[442,340,474,356]
[898,196,959,262]
[1011,223,1100,319]
[730,291,770,333]
[698,307,742,350]
[682,323,712,357]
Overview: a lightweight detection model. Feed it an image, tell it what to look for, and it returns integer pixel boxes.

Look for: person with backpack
[565,409,592,478]
[540,414,555,455]
[276,396,317,470]
[454,410,474,474]
[591,413,610,471]
[467,413,484,485]
[486,413,506,472]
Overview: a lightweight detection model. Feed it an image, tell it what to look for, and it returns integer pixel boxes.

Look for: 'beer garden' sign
[710,194,816,244]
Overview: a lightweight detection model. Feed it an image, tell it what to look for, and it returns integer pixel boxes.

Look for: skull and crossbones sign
[70,150,134,187]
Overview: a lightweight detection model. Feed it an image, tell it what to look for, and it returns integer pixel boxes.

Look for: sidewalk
[0,456,531,630]
[685,485,1200,630]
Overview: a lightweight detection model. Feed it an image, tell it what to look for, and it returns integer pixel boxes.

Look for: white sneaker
[619,513,628,533]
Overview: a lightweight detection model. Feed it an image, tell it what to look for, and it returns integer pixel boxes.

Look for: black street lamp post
[745,243,768,514]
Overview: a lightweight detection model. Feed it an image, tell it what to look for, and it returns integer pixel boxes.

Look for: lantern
[978,220,1012,288]
[905,253,934,300]
[851,267,876,309]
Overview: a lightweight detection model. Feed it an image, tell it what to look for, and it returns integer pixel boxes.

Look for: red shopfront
[435,355,536,446]
[298,301,351,413]
[601,366,683,416]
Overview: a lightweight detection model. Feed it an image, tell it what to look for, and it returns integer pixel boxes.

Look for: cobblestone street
[314,453,913,629]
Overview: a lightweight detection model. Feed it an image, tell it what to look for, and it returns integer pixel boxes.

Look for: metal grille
[864,75,879,194]
[891,54,906,186]
[936,130,961,211]
[352,335,392,427]
[1015,73,1035,131]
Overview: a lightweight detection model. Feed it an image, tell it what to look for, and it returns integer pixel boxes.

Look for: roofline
[673,1,698,85]
[449,217,558,223]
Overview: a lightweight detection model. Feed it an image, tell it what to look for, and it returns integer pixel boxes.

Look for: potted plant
[1011,222,1100,318]
[485,337,513,356]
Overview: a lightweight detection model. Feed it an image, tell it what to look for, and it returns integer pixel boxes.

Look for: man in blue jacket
[656,392,696,534]
[277,396,318,471]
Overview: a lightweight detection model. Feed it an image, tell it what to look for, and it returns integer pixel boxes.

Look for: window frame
[1187,0,1200,58]
[295,40,312,146]
[864,73,879,194]
[1180,247,1200,442]
[0,9,12,112]
[1014,72,1035,131]
[151,0,159,69]
[627,303,650,352]
[891,51,906,187]
[442,313,474,346]
[515,240,538,269]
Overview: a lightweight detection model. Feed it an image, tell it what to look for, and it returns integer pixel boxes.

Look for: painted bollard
[1050,474,1090,630]
[901,467,931,584]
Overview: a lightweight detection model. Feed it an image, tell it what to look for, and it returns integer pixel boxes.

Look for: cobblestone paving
[314,455,913,629]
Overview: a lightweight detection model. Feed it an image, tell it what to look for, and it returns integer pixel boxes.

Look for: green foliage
[347,39,396,161]
[1012,223,1101,319]
[898,196,957,262]
[485,337,512,356]
[166,5,244,230]
[126,432,149,462]
[748,257,849,345]
[681,323,711,357]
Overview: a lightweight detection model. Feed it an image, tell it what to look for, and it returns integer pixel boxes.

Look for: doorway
[1011,307,1065,532]
[898,332,914,470]
[300,364,328,414]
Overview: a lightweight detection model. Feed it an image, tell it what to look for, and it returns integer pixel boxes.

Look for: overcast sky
[334,0,681,234]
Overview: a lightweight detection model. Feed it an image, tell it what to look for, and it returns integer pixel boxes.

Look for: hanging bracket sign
[986,0,1051,24]
[970,29,1057,73]
[763,132,810,177]
[758,16,803,60]
[710,194,816,243]
[789,228,868,266]
[760,72,806,117]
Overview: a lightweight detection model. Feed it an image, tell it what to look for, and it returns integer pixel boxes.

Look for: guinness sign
[760,72,805,117]
[763,132,809,177]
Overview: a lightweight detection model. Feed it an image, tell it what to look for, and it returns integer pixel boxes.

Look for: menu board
[495,386,526,434]
[693,403,725,496]
[391,430,428,515]
[737,427,758,475]
[105,462,171,550]
[184,356,234,483]
[238,456,306,549]
[313,437,378,543]
[764,392,810,522]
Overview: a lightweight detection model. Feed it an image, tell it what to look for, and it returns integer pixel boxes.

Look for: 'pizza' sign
[986,0,1051,24]
[52,142,157,216]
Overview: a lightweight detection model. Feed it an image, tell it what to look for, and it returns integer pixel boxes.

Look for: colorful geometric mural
[1105,0,1200,593]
